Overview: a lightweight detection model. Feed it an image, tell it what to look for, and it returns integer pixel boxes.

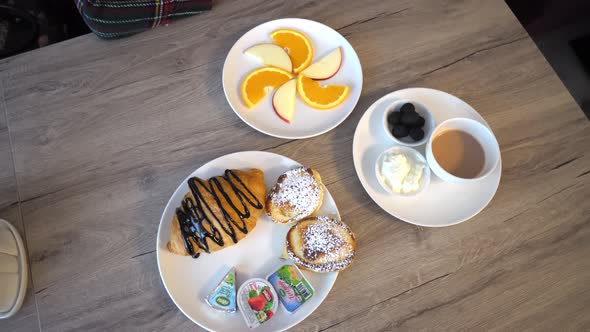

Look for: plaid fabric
[76,0,212,38]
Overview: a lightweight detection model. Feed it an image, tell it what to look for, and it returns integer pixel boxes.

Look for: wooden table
[1,0,589,331]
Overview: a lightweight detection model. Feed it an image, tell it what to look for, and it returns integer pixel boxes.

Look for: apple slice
[244,44,293,72]
[272,79,297,124]
[300,47,343,80]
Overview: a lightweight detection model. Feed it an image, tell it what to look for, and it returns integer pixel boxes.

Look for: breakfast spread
[206,267,237,313]
[388,102,426,141]
[286,216,356,273]
[241,28,350,123]
[161,18,503,330]
[237,278,279,329]
[377,150,425,194]
[267,264,314,313]
[266,167,324,224]
[167,169,267,258]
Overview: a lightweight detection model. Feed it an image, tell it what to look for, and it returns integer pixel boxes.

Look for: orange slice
[270,29,314,74]
[241,67,293,109]
[296,75,350,110]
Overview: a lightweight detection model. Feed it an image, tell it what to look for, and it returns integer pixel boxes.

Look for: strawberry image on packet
[237,278,278,329]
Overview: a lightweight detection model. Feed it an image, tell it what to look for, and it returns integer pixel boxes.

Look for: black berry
[414,116,425,128]
[387,111,401,125]
[400,103,415,115]
[401,111,419,126]
[409,127,425,141]
[392,124,409,138]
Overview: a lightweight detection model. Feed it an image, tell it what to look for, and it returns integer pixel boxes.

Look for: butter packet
[205,267,236,313]
[267,264,314,313]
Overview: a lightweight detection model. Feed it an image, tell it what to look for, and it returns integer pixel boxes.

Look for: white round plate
[157,151,339,331]
[222,18,363,139]
[353,88,502,227]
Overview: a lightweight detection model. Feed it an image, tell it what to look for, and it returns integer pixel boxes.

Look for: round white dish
[353,88,502,227]
[157,151,339,331]
[222,18,363,139]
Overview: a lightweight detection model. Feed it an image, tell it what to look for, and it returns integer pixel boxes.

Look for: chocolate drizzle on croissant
[175,169,263,258]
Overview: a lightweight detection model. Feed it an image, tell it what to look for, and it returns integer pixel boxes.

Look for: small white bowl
[383,99,435,147]
[375,146,431,197]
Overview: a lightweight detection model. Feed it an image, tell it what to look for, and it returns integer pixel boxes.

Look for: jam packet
[237,278,278,329]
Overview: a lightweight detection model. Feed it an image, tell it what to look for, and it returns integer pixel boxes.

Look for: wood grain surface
[0,86,41,332]
[0,0,589,331]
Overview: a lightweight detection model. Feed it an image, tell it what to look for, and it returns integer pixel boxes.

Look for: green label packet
[205,267,236,313]
[267,264,314,313]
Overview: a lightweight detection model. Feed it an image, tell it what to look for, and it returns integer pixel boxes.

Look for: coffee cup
[426,118,500,184]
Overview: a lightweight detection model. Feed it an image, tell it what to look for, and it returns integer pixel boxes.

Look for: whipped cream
[377,152,424,194]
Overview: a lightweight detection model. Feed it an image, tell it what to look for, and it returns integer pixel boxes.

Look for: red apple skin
[272,93,291,124]
[309,48,344,81]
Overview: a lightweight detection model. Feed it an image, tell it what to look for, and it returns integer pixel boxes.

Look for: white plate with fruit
[157,151,357,331]
[222,18,363,139]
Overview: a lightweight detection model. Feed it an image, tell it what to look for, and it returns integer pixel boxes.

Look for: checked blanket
[76,0,212,38]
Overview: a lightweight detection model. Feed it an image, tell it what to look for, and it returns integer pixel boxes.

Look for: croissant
[167,169,266,258]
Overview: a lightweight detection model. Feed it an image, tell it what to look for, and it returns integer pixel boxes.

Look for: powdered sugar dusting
[270,167,320,221]
[287,216,355,272]
[303,220,343,261]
